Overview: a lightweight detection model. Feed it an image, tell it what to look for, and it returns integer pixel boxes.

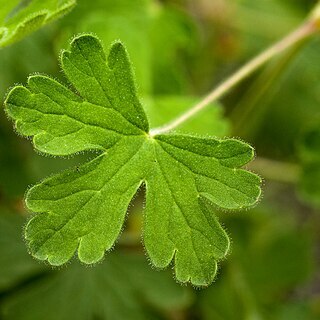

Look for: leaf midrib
[157,137,252,166]
[11,100,141,138]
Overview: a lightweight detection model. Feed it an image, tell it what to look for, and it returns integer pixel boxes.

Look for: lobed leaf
[0,0,76,48]
[5,34,262,286]
[1,253,192,320]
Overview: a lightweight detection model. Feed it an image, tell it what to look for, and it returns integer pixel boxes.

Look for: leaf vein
[31,140,145,252]
[157,142,252,200]
[156,154,210,277]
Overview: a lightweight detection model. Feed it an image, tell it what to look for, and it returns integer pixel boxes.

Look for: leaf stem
[149,10,320,136]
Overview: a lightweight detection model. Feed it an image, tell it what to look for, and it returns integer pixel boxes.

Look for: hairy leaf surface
[1,255,192,320]
[0,0,76,48]
[5,34,261,285]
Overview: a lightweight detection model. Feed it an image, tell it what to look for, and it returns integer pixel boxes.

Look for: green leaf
[0,0,76,48]
[1,252,193,320]
[5,34,261,286]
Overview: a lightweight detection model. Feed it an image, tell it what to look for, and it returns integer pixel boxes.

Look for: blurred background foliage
[0,0,320,319]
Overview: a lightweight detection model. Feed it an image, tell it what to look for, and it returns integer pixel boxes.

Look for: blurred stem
[230,2,320,136]
[229,44,301,135]
[248,157,300,184]
[149,4,320,136]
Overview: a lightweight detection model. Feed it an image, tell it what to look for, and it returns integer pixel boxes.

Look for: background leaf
[0,209,192,320]
[0,0,76,48]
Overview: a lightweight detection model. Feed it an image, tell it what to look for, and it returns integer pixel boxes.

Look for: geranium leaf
[1,252,193,320]
[5,34,261,286]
